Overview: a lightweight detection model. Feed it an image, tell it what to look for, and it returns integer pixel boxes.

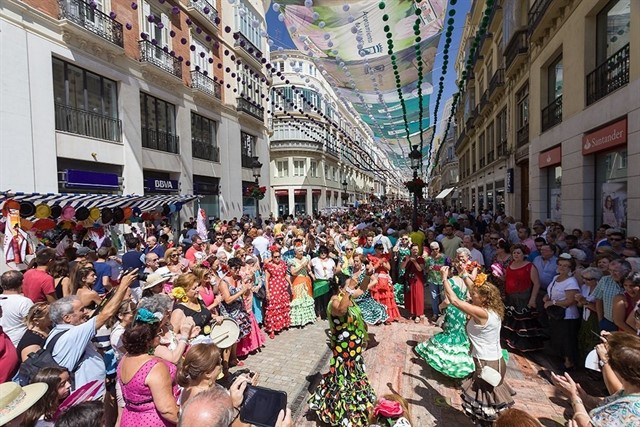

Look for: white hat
[0,382,48,426]
[141,273,171,291]
[569,248,587,262]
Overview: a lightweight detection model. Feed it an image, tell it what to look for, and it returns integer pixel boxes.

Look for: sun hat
[34,203,51,219]
[112,207,125,223]
[50,205,62,219]
[141,273,171,291]
[89,207,101,221]
[19,201,36,218]
[0,382,49,426]
[75,206,90,221]
[101,208,113,224]
[61,205,76,220]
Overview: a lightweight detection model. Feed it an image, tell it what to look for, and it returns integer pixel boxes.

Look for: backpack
[14,330,83,386]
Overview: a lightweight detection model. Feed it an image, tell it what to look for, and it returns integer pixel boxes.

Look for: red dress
[368,254,400,321]
[404,257,425,317]
[263,260,291,333]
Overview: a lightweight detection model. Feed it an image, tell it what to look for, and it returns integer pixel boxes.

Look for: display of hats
[1,199,21,216]
[75,206,90,221]
[19,201,36,218]
[60,220,75,230]
[112,207,125,223]
[89,207,101,221]
[50,205,62,219]
[34,203,51,219]
[101,207,114,224]
[132,207,142,216]
[32,218,56,231]
[123,207,133,219]
[162,204,170,216]
[61,205,76,220]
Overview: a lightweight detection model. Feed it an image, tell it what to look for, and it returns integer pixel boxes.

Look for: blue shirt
[93,262,111,294]
[532,255,558,290]
[121,250,144,289]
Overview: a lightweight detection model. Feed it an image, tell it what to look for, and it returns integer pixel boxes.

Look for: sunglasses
[272,254,280,258]
[345,248,353,251]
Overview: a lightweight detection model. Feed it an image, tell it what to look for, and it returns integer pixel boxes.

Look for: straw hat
[141,273,171,291]
[89,207,101,221]
[34,203,51,219]
[0,382,48,426]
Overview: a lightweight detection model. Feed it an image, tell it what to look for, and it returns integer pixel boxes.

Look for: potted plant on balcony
[245,185,266,200]
[404,177,426,195]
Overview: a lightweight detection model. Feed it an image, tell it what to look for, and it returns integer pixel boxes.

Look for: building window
[141,1,170,48]
[324,164,329,180]
[486,121,495,163]
[471,143,477,173]
[496,108,507,155]
[276,160,288,178]
[235,0,262,51]
[596,0,630,64]
[548,166,562,222]
[596,150,627,229]
[293,159,306,177]
[52,57,120,142]
[241,131,256,168]
[191,112,218,161]
[542,55,563,131]
[140,92,178,153]
[479,132,485,168]
[309,160,318,178]
[516,84,529,146]
[239,66,262,105]
[191,36,211,74]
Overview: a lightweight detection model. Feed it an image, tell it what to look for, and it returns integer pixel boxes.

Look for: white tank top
[466,309,502,360]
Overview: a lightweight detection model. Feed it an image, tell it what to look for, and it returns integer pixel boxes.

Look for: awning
[274,190,289,197]
[435,187,456,200]
[1,192,199,212]
[294,189,307,196]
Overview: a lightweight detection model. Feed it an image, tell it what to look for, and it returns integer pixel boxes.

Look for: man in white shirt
[0,271,33,346]
[252,229,270,259]
[373,227,393,254]
[462,235,485,266]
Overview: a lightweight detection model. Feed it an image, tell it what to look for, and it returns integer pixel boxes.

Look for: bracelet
[572,411,590,421]
[460,273,468,279]
[178,336,188,343]
[344,287,355,295]
[599,359,609,367]
[571,397,584,406]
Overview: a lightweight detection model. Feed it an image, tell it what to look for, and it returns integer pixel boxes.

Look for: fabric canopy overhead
[272,0,448,171]
[0,192,199,213]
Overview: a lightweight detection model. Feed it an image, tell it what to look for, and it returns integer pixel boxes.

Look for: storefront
[294,189,306,215]
[242,181,257,218]
[539,145,562,222]
[57,159,122,194]
[312,189,320,213]
[193,175,220,220]
[583,117,627,229]
[143,172,181,230]
[275,189,289,217]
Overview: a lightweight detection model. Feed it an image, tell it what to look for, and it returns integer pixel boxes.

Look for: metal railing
[241,153,253,168]
[192,139,219,162]
[59,0,123,47]
[541,95,562,132]
[237,97,264,121]
[487,149,495,164]
[489,68,505,96]
[497,139,507,157]
[504,29,528,70]
[55,103,122,142]
[188,0,218,27]
[233,31,262,57]
[190,70,221,99]
[528,0,553,34]
[142,127,179,153]
[516,124,529,147]
[586,43,630,106]
[479,90,489,112]
[139,40,182,78]
[326,144,340,158]
[456,129,466,150]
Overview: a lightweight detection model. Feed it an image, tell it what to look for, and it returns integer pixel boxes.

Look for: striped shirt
[591,275,624,321]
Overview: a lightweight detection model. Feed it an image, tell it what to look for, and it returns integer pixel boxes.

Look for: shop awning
[1,192,199,212]
[435,187,456,200]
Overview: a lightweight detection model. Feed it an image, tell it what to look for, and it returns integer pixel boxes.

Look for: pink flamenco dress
[118,358,179,427]
[236,288,266,357]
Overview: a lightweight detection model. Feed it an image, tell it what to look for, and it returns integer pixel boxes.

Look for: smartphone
[239,385,287,427]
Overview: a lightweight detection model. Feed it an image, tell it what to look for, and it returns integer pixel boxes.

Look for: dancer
[352,255,389,325]
[288,247,316,327]
[308,273,376,426]
[369,243,401,321]
[439,267,514,425]
[263,250,291,338]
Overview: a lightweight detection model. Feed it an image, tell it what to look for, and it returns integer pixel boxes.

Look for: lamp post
[251,156,262,218]
[408,145,422,229]
[341,179,348,206]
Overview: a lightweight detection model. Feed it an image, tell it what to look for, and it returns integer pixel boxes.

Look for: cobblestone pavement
[231,317,607,426]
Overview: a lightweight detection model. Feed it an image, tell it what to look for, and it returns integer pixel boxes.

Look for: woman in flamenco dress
[368,243,401,321]
[352,255,389,325]
[263,249,291,339]
[308,273,376,426]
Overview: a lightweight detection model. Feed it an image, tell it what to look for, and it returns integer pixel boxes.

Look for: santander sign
[582,117,627,155]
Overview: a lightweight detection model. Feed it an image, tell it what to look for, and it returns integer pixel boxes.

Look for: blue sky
[265,1,470,141]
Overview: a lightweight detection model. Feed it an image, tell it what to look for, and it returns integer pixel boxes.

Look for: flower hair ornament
[474,272,488,287]
[373,398,403,419]
[135,308,163,324]
[172,287,188,302]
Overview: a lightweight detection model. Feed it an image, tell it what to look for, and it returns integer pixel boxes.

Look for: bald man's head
[178,385,234,427]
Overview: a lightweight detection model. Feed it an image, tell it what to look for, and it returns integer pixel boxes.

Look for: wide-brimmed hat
[50,205,63,219]
[0,382,49,426]
[19,201,36,218]
[61,205,76,220]
[112,207,125,223]
[34,203,51,219]
[89,207,101,221]
[101,207,113,224]
[75,206,90,221]
[141,273,171,291]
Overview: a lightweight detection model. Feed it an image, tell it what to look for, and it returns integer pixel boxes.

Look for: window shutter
[161,14,171,48]
[142,1,151,36]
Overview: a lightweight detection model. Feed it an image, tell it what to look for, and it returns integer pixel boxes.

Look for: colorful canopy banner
[272,0,448,170]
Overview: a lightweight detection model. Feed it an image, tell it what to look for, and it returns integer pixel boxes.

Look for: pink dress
[118,358,178,427]
[236,291,266,357]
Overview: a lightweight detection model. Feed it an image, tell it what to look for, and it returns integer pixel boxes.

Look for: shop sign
[62,169,120,190]
[539,146,562,168]
[582,117,627,155]
[506,168,514,193]
[144,179,178,192]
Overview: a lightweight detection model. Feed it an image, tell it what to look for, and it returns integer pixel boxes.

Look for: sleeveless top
[505,262,533,294]
[175,301,212,332]
[466,309,502,360]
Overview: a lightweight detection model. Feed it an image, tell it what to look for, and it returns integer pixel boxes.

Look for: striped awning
[1,192,199,212]
[435,187,456,200]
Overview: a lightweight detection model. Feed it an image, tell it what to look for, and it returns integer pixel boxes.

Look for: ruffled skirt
[415,333,475,379]
[369,274,400,321]
[501,305,546,352]
[236,312,266,357]
[290,281,316,327]
[353,291,389,325]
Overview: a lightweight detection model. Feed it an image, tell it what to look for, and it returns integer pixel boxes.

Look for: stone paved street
[231,317,608,426]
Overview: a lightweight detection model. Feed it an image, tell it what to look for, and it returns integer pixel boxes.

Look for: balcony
[586,43,630,106]
[187,0,218,34]
[488,68,505,100]
[58,0,123,48]
[55,103,122,142]
[192,139,220,162]
[517,124,529,147]
[241,153,253,168]
[504,29,528,74]
[142,127,179,154]
[479,90,490,115]
[326,144,340,159]
[190,70,221,100]
[455,129,467,150]
[139,39,182,79]
[233,31,263,63]
[528,0,553,35]
[541,95,562,132]
[497,139,507,157]
[237,97,265,121]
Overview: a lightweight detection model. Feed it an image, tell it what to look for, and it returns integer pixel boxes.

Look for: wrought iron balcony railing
[188,0,218,28]
[504,29,528,71]
[237,97,264,121]
[516,123,529,147]
[233,31,262,57]
[192,138,220,162]
[190,70,221,99]
[241,153,254,168]
[142,127,179,154]
[59,0,123,47]
[541,95,562,132]
[55,103,122,142]
[528,0,553,35]
[489,68,505,96]
[586,43,630,106]
[139,39,182,79]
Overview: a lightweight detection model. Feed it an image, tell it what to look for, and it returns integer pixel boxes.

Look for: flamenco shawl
[327,295,368,344]
[3,209,33,264]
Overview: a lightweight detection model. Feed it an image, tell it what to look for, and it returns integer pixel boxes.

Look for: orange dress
[367,253,400,321]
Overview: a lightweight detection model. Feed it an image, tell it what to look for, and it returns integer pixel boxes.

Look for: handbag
[546,278,567,320]
[478,357,502,387]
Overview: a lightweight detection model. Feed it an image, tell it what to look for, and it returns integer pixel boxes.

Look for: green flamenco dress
[415,278,475,379]
[393,247,411,305]
[308,298,376,426]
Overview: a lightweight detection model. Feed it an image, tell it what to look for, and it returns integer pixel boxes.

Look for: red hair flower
[373,397,403,418]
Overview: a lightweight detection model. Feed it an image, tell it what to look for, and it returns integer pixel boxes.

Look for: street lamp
[341,179,348,206]
[408,145,422,229]
[251,156,262,218]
